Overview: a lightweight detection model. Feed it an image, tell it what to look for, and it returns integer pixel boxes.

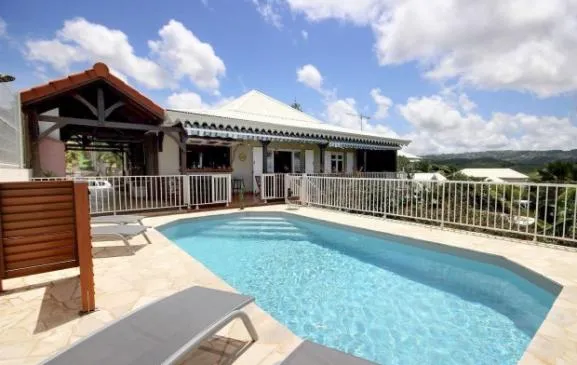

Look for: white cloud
[301,30,308,40]
[286,0,383,25]
[149,20,226,92]
[166,90,234,110]
[324,97,400,137]
[26,39,87,72]
[25,18,169,89]
[0,17,6,37]
[252,0,283,29]
[398,92,577,155]
[369,88,393,119]
[284,0,577,97]
[25,18,226,92]
[296,64,323,91]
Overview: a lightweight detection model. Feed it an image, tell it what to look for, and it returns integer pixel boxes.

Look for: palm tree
[290,100,302,111]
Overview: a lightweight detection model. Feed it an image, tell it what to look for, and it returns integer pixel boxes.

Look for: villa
[11,63,408,195]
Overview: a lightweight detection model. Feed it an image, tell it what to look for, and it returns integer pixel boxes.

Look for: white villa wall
[158,136,180,175]
[0,167,31,182]
[231,143,254,191]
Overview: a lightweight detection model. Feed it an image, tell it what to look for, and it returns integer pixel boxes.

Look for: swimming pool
[159,213,560,365]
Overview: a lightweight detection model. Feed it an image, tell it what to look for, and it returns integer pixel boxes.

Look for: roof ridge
[222,89,324,124]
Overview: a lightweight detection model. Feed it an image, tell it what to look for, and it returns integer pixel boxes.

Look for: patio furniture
[281,341,377,365]
[232,178,245,193]
[41,286,258,365]
[91,215,146,225]
[91,225,150,245]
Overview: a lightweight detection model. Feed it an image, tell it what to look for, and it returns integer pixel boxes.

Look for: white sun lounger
[91,215,146,225]
[91,225,151,245]
[41,286,258,365]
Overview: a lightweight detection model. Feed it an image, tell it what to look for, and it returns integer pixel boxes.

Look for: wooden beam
[97,88,105,124]
[104,101,124,119]
[37,121,68,141]
[73,182,95,313]
[73,95,98,117]
[40,115,180,133]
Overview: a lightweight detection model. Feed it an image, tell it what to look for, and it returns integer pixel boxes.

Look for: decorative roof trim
[170,111,409,147]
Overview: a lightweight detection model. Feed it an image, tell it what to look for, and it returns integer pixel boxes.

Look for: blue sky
[1,0,577,154]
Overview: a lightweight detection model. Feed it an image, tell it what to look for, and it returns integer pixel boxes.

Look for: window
[186,146,230,169]
[330,152,344,173]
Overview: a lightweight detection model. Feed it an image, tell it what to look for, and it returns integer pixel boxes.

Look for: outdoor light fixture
[0,74,15,83]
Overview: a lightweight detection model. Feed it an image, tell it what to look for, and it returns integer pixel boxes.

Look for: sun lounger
[41,286,258,365]
[91,225,150,245]
[280,341,378,365]
[91,215,146,225]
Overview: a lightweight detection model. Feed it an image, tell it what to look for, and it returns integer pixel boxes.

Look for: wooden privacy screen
[0,181,95,312]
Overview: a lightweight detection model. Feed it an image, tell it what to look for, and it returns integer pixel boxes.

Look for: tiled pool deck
[1,205,576,364]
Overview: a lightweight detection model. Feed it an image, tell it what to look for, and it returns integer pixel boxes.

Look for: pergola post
[179,132,188,174]
[318,143,328,173]
[27,110,41,176]
[261,140,271,173]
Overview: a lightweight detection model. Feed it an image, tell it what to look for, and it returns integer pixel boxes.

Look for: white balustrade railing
[295,175,577,245]
[260,173,285,201]
[31,174,232,215]
[308,172,406,179]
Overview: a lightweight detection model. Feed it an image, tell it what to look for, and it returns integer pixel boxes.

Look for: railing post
[183,175,191,209]
[440,182,446,228]
[227,174,232,207]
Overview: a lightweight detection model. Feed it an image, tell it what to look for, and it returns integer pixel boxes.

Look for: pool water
[160,214,559,365]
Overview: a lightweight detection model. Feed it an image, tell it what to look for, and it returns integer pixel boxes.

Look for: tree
[538,161,576,182]
[290,100,302,111]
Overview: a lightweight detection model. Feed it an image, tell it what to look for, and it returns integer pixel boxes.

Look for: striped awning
[185,127,326,144]
[328,141,399,150]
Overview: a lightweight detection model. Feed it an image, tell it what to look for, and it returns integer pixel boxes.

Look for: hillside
[423,150,577,173]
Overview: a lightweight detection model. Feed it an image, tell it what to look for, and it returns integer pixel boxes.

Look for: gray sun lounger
[281,341,378,365]
[91,215,146,225]
[41,286,258,365]
[91,225,150,245]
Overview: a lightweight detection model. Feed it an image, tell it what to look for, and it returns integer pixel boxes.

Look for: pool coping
[145,205,577,365]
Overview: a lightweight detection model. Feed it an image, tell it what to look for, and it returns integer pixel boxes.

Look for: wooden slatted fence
[0,181,95,312]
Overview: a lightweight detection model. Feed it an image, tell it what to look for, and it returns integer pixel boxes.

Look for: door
[305,150,314,174]
[346,152,354,173]
[253,147,262,193]
[324,151,331,173]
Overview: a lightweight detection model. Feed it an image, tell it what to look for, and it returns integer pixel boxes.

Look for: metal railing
[293,175,577,245]
[31,174,232,215]
[307,172,406,179]
[261,173,285,201]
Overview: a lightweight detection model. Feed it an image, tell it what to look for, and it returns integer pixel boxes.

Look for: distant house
[412,172,447,181]
[458,168,529,183]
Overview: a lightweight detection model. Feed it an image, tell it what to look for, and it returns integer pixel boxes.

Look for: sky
[1,0,577,155]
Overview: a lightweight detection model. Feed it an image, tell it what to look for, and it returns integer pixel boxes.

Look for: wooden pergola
[20,63,187,176]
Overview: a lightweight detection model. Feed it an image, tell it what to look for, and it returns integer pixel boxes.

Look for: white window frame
[330,152,344,173]
[271,149,303,173]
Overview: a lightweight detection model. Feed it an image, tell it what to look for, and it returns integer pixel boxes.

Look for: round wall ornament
[239,152,247,161]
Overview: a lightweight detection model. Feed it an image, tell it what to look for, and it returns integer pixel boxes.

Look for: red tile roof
[20,63,164,120]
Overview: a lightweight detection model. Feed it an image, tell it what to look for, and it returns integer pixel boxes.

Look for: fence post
[73,182,95,313]
[440,182,446,228]
[184,175,191,210]
[227,174,232,207]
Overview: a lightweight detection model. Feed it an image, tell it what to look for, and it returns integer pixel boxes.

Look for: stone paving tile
[1,205,576,364]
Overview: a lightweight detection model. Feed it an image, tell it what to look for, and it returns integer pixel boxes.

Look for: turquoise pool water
[159,214,559,365]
